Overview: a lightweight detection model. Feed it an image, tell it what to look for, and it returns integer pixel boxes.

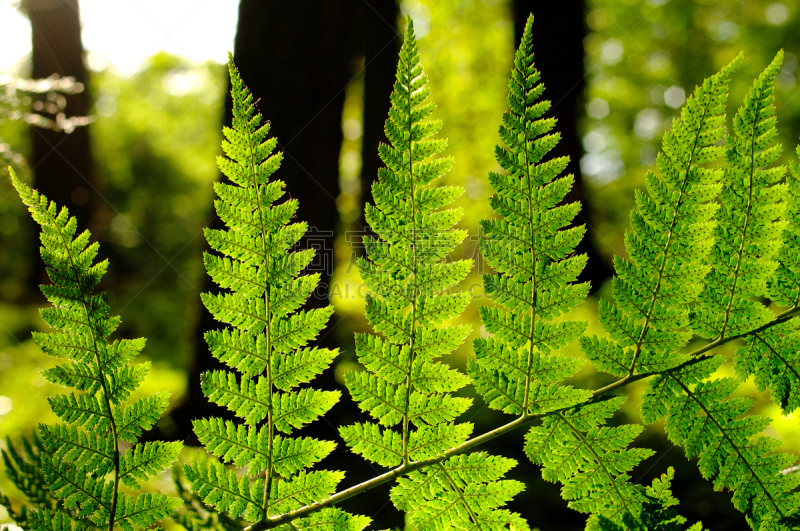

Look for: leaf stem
[401,50,419,466]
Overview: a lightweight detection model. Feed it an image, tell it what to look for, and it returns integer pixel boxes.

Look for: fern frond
[10,168,181,530]
[41,457,111,523]
[114,492,182,531]
[525,397,654,526]
[268,470,344,515]
[27,508,80,531]
[471,14,590,421]
[119,441,183,489]
[188,54,364,528]
[2,434,55,510]
[336,17,530,530]
[291,507,371,531]
[770,145,800,308]
[634,53,800,530]
[391,453,529,531]
[582,54,742,378]
[469,14,652,527]
[184,461,263,522]
[40,424,115,478]
[641,357,800,529]
[735,320,800,416]
[591,468,706,531]
[737,145,800,416]
[692,51,786,340]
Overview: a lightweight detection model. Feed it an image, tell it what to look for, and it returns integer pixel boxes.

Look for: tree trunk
[513,0,614,292]
[358,0,401,238]
[26,0,98,294]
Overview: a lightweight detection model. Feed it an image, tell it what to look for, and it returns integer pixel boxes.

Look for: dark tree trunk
[358,0,401,236]
[25,0,98,294]
[512,0,614,292]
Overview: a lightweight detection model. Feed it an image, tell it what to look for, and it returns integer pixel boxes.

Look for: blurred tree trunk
[512,0,614,292]
[358,0,401,236]
[25,0,98,295]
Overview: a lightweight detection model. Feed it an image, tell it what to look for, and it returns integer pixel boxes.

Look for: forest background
[1,0,799,529]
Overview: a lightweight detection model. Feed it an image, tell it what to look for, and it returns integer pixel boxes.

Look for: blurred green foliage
[583,0,800,262]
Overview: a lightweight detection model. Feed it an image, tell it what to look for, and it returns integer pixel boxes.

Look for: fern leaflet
[640,54,800,530]
[692,51,787,340]
[741,141,800,415]
[338,17,529,530]
[582,55,742,378]
[472,15,656,527]
[184,54,367,531]
[10,169,182,531]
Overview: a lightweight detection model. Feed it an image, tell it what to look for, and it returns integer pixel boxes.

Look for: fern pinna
[337,18,529,530]
[472,15,660,528]
[9,169,182,531]
[640,52,800,530]
[183,55,368,531]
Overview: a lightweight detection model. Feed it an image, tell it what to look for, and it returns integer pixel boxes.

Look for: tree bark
[25,0,98,294]
[513,0,614,292]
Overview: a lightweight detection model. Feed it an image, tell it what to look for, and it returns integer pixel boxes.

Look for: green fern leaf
[582,53,742,378]
[292,507,370,531]
[119,441,183,489]
[338,422,404,468]
[642,357,800,529]
[591,468,706,530]
[184,461,263,522]
[40,424,114,478]
[770,145,800,307]
[41,457,110,523]
[115,492,181,531]
[2,434,54,510]
[10,169,181,529]
[738,144,800,416]
[471,13,590,428]
[188,54,365,527]
[27,508,80,531]
[692,51,786,340]
[638,53,800,530]
[471,13,654,527]
[268,470,344,514]
[525,397,654,525]
[735,320,800,415]
[391,454,528,531]
[338,17,532,530]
